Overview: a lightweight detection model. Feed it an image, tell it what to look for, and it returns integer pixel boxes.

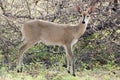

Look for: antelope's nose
[82,21,85,24]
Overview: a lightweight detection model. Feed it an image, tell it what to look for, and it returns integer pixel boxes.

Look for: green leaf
[116,30,120,33]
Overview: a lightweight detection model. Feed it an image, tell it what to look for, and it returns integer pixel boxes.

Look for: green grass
[0,63,120,80]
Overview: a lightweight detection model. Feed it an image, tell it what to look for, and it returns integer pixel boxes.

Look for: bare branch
[112,0,119,11]
[89,0,100,6]
[0,0,5,14]
[25,0,31,18]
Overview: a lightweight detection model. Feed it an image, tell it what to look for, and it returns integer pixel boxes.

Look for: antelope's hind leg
[17,41,35,72]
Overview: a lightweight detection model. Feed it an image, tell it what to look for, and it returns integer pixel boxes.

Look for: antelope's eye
[80,14,82,17]
[87,15,89,17]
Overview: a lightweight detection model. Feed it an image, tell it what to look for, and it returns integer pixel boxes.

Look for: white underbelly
[40,38,62,46]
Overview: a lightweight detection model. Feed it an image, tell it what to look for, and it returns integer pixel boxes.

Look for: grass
[0,63,120,80]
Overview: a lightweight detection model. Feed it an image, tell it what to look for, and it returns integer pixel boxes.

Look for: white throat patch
[71,39,78,47]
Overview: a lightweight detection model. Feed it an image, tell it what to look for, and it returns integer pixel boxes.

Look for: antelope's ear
[76,6,82,13]
[88,6,95,14]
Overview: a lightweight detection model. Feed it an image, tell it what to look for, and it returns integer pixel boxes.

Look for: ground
[0,65,120,80]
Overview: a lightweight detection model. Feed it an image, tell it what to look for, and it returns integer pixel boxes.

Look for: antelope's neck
[74,22,87,39]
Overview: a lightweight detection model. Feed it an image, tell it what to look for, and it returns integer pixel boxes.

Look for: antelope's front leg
[71,57,75,76]
[66,55,70,73]
[64,44,76,76]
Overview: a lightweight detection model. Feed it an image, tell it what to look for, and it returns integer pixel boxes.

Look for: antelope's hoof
[62,64,67,68]
[67,70,70,73]
[17,67,23,73]
[72,73,76,76]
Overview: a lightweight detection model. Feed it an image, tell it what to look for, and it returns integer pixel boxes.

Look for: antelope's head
[76,5,95,24]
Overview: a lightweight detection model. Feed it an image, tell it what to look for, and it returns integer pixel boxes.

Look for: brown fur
[17,6,94,76]
[22,20,86,46]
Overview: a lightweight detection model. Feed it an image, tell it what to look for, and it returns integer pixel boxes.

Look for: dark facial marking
[82,13,86,24]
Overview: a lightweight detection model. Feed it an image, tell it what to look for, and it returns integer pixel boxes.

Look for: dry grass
[0,67,120,80]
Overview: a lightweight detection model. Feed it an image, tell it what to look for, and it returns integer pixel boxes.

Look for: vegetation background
[0,0,120,80]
